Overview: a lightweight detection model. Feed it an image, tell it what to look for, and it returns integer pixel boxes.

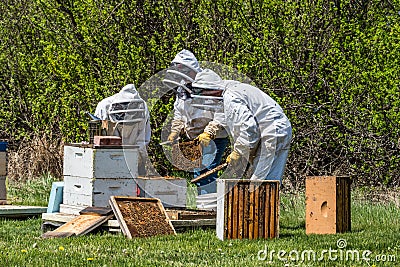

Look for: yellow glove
[226,150,241,164]
[168,132,179,142]
[196,132,212,146]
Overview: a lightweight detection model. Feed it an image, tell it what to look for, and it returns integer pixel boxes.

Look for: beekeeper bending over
[95,84,151,175]
[163,50,229,194]
[191,69,292,182]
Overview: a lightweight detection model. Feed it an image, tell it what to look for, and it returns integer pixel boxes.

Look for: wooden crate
[216,179,280,240]
[305,176,351,234]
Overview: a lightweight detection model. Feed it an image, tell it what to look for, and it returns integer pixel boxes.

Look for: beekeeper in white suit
[95,84,151,175]
[191,69,292,182]
[163,50,229,194]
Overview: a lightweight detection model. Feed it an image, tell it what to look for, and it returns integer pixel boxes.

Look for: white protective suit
[192,69,292,181]
[108,84,151,150]
[166,49,228,140]
[94,95,116,120]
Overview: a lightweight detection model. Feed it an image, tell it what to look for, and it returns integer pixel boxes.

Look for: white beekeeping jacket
[108,84,151,151]
[223,82,291,179]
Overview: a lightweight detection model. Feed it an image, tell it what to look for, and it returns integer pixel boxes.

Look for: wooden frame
[109,196,176,239]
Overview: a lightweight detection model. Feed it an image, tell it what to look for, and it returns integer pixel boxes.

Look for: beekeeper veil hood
[190,69,225,111]
[108,84,146,123]
[163,49,202,94]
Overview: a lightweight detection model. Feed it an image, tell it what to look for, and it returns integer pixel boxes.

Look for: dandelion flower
[87,258,94,261]
[21,249,27,253]
[59,246,65,251]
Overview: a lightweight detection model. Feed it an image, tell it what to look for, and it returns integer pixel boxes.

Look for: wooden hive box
[216,179,280,240]
[305,176,351,234]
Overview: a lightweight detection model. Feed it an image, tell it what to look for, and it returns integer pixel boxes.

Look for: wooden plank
[0,205,47,217]
[238,183,244,239]
[243,182,249,239]
[225,182,233,239]
[80,206,113,216]
[336,178,342,232]
[42,213,216,229]
[258,183,266,238]
[253,182,259,239]
[41,213,113,238]
[264,182,271,238]
[270,182,279,238]
[170,219,216,227]
[248,182,255,239]
[232,182,239,239]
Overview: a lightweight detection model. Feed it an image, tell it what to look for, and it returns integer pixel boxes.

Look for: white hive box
[63,145,138,178]
[62,145,139,208]
[136,177,187,208]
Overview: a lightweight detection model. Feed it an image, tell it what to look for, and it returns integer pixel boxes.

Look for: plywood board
[109,196,176,239]
[41,211,113,238]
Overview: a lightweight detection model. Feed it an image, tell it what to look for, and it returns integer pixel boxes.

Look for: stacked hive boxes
[61,145,138,211]
[0,142,7,202]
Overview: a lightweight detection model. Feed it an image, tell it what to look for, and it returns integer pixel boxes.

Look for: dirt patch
[117,200,175,238]
[172,141,202,170]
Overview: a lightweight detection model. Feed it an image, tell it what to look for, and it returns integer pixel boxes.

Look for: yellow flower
[59,246,65,251]
[21,249,27,253]
[87,258,94,261]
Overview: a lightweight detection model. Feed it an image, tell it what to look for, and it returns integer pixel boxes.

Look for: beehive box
[216,179,280,240]
[136,176,187,208]
[305,176,351,234]
[62,145,139,209]
[63,145,139,179]
[63,176,137,207]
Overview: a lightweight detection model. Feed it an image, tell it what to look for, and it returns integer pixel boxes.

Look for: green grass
[7,173,60,206]
[0,177,399,266]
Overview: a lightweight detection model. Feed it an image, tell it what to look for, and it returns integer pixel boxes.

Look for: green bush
[0,0,399,186]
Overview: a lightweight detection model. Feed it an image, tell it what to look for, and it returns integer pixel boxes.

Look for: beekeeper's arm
[198,112,226,146]
[225,94,260,162]
[169,98,185,141]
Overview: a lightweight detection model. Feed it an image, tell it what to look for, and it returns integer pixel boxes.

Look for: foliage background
[0,0,399,187]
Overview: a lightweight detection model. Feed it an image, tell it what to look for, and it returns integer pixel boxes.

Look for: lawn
[0,176,399,266]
